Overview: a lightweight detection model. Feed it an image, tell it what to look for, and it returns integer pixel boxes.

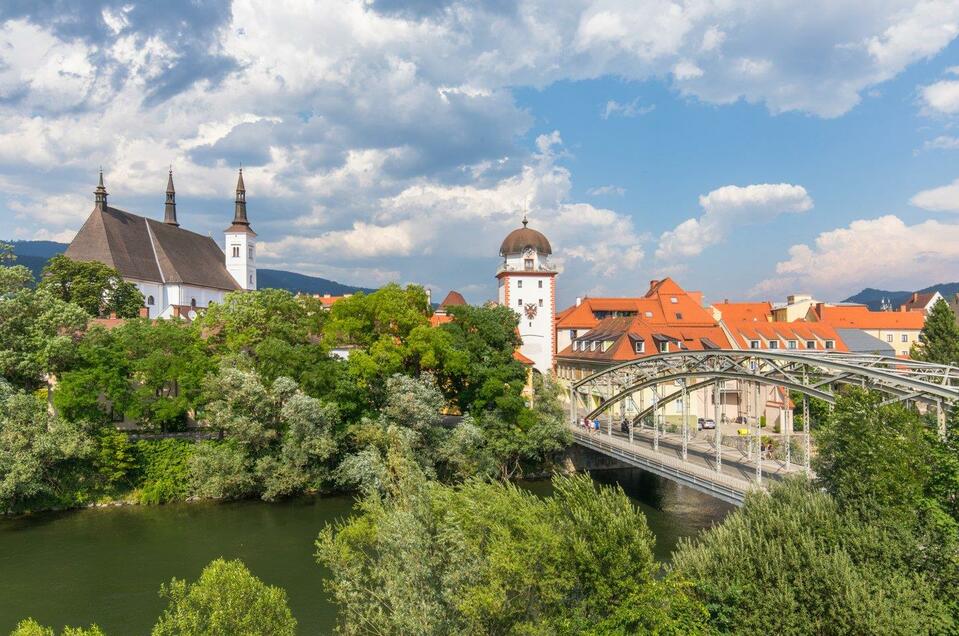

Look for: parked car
[700,418,716,430]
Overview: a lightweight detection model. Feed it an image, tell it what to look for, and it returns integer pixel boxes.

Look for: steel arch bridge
[566,351,959,503]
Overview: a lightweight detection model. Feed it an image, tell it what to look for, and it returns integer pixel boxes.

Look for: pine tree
[911,299,959,365]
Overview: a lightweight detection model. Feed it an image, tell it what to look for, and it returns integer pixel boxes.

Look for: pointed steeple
[225,168,255,235]
[233,168,248,225]
[94,168,108,210]
[164,168,179,226]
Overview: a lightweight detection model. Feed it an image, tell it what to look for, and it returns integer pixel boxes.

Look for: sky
[1,1,959,307]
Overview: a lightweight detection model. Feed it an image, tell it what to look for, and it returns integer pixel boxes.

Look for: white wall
[225,232,257,290]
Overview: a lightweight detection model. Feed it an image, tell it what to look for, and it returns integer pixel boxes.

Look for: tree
[0,241,34,295]
[0,382,94,511]
[151,558,296,636]
[671,480,953,635]
[0,287,88,391]
[190,366,338,500]
[318,469,707,635]
[38,255,143,318]
[912,298,959,365]
[10,619,105,635]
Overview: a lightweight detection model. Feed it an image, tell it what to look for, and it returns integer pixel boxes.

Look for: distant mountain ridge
[4,240,375,297]
[843,283,959,310]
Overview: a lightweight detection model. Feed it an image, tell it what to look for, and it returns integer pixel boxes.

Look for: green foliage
[56,319,212,430]
[198,289,338,397]
[0,287,88,391]
[38,255,143,319]
[10,618,105,635]
[134,439,195,504]
[911,298,959,365]
[0,241,34,295]
[0,384,95,511]
[672,480,953,635]
[151,558,296,636]
[318,468,707,635]
[190,366,338,501]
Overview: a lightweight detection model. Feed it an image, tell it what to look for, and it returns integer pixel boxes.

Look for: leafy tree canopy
[38,255,143,319]
[912,298,959,366]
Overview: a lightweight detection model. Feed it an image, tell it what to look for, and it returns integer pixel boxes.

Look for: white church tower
[497,215,557,373]
[225,168,257,290]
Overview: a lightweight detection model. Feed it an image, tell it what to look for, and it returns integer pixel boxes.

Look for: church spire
[164,168,179,226]
[233,168,248,226]
[94,168,108,210]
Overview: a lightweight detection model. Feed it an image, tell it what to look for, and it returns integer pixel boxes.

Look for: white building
[496,216,557,373]
[65,169,256,318]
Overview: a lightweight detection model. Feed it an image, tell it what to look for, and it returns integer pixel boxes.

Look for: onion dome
[499,217,552,256]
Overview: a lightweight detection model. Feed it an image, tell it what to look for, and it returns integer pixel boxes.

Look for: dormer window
[806,340,816,349]
[825,340,835,349]
[750,340,760,349]
[659,341,669,353]
[644,311,653,318]
[634,340,645,354]
[675,312,683,320]
[768,340,779,349]
[788,340,797,349]
[670,297,678,304]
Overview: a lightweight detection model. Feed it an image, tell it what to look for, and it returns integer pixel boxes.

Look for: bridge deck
[570,423,808,505]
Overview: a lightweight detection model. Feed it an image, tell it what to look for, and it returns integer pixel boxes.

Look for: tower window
[518,280,522,288]
[517,298,522,306]
[248,246,253,258]
[231,245,239,258]
[538,280,543,288]
[190,298,197,308]
[249,274,254,285]
[538,298,543,307]
[524,258,533,270]
[147,295,154,306]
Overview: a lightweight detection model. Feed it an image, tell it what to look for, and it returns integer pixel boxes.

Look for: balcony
[496,262,558,275]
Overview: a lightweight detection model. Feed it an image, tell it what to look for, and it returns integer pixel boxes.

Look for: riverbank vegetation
[0,246,569,513]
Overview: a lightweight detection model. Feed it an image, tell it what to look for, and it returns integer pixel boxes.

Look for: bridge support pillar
[569,387,577,427]
[803,396,811,477]
[714,382,722,472]
[937,399,947,441]
[783,403,791,470]
[754,382,762,485]
[681,381,688,461]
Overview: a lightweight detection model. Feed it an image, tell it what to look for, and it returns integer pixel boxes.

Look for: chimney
[575,297,582,307]
[139,307,149,318]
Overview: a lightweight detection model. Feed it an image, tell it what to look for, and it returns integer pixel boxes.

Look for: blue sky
[1,1,959,307]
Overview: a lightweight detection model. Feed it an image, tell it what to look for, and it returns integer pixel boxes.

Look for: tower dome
[499,217,552,256]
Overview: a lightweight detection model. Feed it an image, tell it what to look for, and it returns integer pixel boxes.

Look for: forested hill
[844,283,959,310]
[5,240,375,296]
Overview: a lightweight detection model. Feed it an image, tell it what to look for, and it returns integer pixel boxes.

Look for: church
[64,169,257,319]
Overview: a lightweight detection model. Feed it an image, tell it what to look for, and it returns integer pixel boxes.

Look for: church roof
[439,290,467,308]
[65,205,241,291]
[499,219,552,256]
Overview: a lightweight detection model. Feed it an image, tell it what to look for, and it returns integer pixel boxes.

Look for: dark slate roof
[65,206,241,291]
[835,328,896,355]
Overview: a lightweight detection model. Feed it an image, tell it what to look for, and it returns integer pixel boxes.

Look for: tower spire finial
[522,196,529,227]
[94,167,108,210]
[164,167,178,226]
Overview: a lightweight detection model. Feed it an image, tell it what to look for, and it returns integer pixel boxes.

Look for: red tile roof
[513,349,535,366]
[814,304,924,330]
[725,321,848,352]
[439,290,467,308]
[713,301,773,324]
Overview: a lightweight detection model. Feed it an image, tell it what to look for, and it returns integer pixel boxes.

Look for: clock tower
[497,215,557,374]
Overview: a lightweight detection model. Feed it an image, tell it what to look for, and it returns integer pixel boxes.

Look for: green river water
[0,468,733,634]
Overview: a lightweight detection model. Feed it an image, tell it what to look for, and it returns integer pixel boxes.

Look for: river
[0,468,733,634]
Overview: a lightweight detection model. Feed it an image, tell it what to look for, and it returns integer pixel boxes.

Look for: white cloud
[656,183,813,261]
[921,79,959,114]
[601,98,655,119]
[587,185,626,196]
[922,135,959,150]
[754,215,959,298]
[910,177,959,211]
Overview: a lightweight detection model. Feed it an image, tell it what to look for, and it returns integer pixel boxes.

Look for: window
[886,334,894,342]
[788,340,797,349]
[750,340,760,349]
[190,298,197,308]
[524,258,533,270]
[634,340,645,354]
[517,298,522,306]
[592,341,599,351]
[901,334,909,343]
[147,295,154,306]
[675,312,683,320]
[825,340,835,350]
[574,341,580,351]
[645,311,653,318]
[538,298,543,307]
[517,280,523,288]
[538,280,543,288]
[248,246,253,258]
[231,245,239,258]
[670,297,678,304]
[806,340,816,349]
[570,330,577,339]
[249,274,254,285]
[659,341,669,353]
[768,340,779,349]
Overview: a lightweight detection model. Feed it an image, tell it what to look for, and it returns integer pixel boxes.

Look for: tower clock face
[524,303,538,319]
